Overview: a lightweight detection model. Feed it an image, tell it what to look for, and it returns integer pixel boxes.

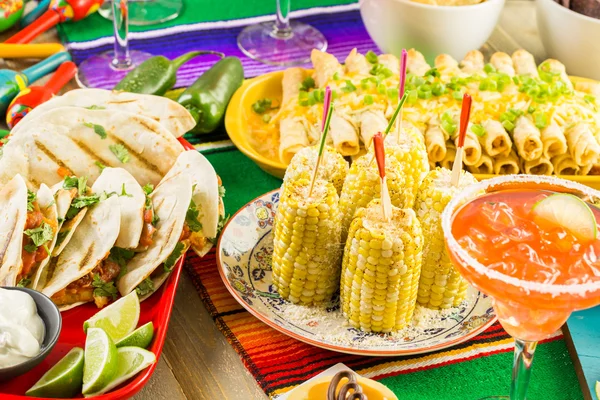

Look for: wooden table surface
[0,2,549,398]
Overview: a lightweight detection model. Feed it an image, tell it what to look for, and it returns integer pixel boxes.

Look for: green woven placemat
[61,0,357,42]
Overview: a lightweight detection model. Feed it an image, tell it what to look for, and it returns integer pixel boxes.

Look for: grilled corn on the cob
[272,178,343,305]
[339,148,411,241]
[341,200,424,332]
[283,145,349,195]
[414,168,478,309]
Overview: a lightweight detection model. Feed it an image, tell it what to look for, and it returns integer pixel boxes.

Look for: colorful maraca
[5,0,103,43]
[0,51,71,114]
[7,61,77,128]
[0,0,24,32]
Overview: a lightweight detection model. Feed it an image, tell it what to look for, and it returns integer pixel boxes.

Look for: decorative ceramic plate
[217,190,497,356]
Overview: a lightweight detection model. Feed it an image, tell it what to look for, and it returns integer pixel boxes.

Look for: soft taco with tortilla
[10,88,196,138]
[0,175,59,289]
[0,107,183,189]
[117,172,192,300]
[160,150,226,258]
[41,191,122,310]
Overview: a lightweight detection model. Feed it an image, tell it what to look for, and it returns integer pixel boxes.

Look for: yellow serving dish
[224,70,600,189]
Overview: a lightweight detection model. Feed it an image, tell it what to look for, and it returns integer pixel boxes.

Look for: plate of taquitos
[225,48,600,188]
[0,90,225,399]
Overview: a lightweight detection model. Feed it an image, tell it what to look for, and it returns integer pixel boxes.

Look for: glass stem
[111,0,132,70]
[272,0,292,39]
[510,339,537,400]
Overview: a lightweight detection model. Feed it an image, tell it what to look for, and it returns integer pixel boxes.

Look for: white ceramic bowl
[536,0,600,80]
[359,0,505,63]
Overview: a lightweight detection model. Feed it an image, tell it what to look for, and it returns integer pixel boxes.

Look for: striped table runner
[63,4,374,88]
[184,247,583,399]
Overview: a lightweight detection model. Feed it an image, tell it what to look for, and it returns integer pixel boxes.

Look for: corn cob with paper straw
[415,167,477,309]
[340,133,424,332]
[272,87,342,305]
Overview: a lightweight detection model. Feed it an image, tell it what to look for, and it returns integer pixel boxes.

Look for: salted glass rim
[441,174,600,296]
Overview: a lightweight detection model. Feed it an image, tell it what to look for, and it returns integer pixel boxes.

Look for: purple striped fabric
[67,9,381,89]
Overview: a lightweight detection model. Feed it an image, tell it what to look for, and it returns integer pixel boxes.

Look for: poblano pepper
[114,50,224,96]
[177,56,244,135]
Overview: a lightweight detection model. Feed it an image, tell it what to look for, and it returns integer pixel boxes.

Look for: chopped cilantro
[92,274,118,300]
[208,214,230,245]
[142,184,154,196]
[63,176,88,195]
[135,278,154,297]
[17,278,31,288]
[55,230,69,246]
[109,144,130,163]
[24,243,37,253]
[71,194,100,209]
[108,247,135,270]
[185,199,203,233]
[83,122,107,139]
[27,190,36,212]
[95,161,106,171]
[120,183,132,197]
[24,222,53,247]
[164,242,185,272]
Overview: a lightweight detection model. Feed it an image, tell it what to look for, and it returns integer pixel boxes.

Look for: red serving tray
[0,138,196,399]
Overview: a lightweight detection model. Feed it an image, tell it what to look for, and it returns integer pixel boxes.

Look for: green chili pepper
[115,50,224,96]
[177,56,244,135]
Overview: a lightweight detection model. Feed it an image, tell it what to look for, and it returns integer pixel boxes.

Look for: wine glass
[97,0,182,26]
[442,175,600,400]
[76,0,152,89]
[237,0,327,66]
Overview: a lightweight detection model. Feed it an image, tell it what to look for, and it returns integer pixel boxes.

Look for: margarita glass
[442,175,600,400]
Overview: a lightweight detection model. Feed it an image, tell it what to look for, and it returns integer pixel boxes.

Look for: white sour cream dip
[0,288,45,368]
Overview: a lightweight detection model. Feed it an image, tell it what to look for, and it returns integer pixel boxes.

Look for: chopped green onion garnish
[534,111,548,129]
[366,50,378,64]
[484,63,496,74]
[502,120,515,132]
[424,68,441,78]
[341,80,357,93]
[363,94,374,105]
[387,88,399,99]
[471,124,486,137]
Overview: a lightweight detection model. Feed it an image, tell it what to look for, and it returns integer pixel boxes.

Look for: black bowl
[0,287,62,382]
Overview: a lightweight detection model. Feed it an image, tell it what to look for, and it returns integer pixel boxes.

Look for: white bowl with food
[536,0,600,80]
[359,0,505,62]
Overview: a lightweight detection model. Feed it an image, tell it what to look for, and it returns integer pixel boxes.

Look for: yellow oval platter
[224,70,600,189]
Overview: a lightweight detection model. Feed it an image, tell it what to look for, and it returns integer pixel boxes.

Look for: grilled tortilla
[160,150,224,257]
[0,107,183,188]
[117,172,192,297]
[0,175,28,286]
[0,177,59,289]
[10,88,196,139]
[90,168,147,250]
[41,195,121,311]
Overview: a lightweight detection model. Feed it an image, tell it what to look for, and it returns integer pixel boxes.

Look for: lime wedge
[532,193,597,241]
[25,347,84,398]
[83,291,140,342]
[116,322,154,349]
[82,328,118,395]
[84,347,156,397]
[595,381,599,399]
